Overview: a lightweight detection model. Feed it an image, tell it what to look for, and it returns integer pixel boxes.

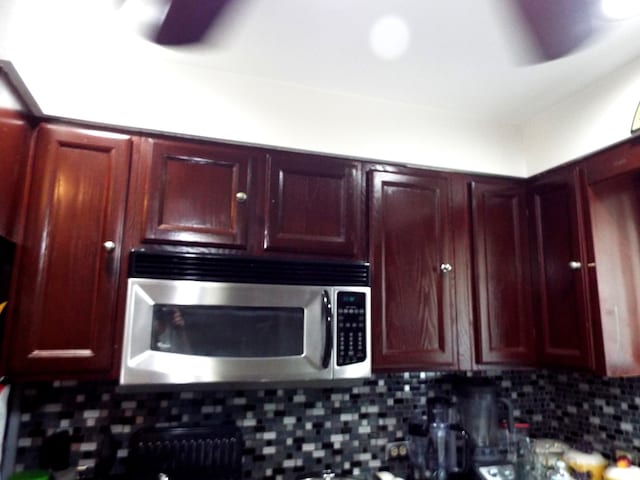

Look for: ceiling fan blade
[514,0,600,61]
[154,0,233,45]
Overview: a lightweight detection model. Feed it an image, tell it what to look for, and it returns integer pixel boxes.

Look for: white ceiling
[111,0,640,125]
[3,0,640,126]
[2,0,640,177]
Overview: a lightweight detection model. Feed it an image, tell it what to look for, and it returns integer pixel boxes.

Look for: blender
[408,397,471,480]
[453,378,516,480]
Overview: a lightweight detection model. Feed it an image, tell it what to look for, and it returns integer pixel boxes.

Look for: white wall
[5,51,527,177]
[0,0,526,177]
[2,1,639,178]
[0,81,22,111]
[523,55,640,176]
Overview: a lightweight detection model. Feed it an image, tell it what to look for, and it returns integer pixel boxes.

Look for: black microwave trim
[128,250,370,286]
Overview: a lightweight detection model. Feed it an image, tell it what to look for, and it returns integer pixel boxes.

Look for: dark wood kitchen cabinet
[369,168,457,371]
[0,109,32,239]
[581,140,640,376]
[133,137,252,249]
[131,138,365,259]
[529,140,640,375]
[469,178,536,366]
[529,165,595,370]
[5,124,131,379]
[264,152,363,258]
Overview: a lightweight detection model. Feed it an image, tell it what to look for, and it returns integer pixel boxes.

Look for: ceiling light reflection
[369,15,411,61]
[601,0,640,19]
[118,0,171,39]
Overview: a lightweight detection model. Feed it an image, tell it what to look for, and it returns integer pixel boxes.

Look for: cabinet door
[370,170,456,370]
[584,163,640,376]
[470,179,536,365]
[7,124,131,378]
[138,138,251,248]
[0,109,31,239]
[264,153,363,258]
[529,167,594,369]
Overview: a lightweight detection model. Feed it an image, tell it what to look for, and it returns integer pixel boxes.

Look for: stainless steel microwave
[120,251,371,385]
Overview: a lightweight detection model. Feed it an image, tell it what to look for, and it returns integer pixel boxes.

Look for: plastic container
[563,448,608,480]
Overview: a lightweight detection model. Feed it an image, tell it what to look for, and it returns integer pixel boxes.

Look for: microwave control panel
[336,291,367,366]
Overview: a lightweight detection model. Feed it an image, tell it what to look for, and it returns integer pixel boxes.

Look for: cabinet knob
[568,261,582,270]
[103,241,116,253]
[440,263,453,273]
[235,191,248,203]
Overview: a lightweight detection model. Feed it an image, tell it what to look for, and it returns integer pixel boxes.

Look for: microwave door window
[151,305,304,357]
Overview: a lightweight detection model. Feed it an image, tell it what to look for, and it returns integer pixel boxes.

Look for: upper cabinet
[529,165,595,370]
[133,137,252,249]
[129,139,365,259]
[264,152,363,258]
[368,168,538,373]
[0,109,32,239]
[581,141,640,376]
[529,140,640,376]
[469,178,536,366]
[369,167,457,371]
[6,114,640,381]
[5,124,132,379]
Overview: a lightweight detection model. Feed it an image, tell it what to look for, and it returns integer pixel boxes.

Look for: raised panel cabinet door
[470,180,536,366]
[140,138,250,248]
[585,171,640,376]
[0,109,31,239]
[8,124,131,377]
[370,170,456,371]
[264,153,363,258]
[529,167,594,369]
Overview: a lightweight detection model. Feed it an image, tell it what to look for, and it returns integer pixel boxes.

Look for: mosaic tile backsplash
[10,369,640,480]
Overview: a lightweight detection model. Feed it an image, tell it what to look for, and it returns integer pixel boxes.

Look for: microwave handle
[321,290,332,369]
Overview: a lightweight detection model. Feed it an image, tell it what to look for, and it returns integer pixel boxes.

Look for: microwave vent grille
[129,251,370,286]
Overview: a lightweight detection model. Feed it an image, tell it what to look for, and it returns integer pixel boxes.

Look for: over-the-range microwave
[120,250,371,385]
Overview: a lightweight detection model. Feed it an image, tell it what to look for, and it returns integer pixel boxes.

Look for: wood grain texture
[586,173,640,376]
[470,178,536,366]
[138,138,252,248]
[0,109,32,239]
[369,168,456,371]
[264,152,363,258]
[529,166,594,369]
[7,123,131,378]
[583,141,640,184]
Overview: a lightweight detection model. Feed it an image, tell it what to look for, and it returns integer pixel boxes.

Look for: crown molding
[0,60,42,116]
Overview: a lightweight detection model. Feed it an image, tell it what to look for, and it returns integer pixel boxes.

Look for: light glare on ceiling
[369,15,411,61]
[600,0,640,19]
[118,0,171,38]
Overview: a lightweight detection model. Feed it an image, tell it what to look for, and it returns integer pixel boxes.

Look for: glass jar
[513,422,534,480]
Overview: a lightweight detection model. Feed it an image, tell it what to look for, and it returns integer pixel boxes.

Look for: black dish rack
[127,425,243,480]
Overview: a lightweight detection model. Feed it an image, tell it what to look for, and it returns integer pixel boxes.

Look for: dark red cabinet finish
[0,109,31,239]
[6,124,131,378]
[369,169,457,371]
[582,142,640,376]
[470,179,536,366]
[264,153,363,258]
[529,166,595,370]
[529,141,640,376]
[136,138,251,248]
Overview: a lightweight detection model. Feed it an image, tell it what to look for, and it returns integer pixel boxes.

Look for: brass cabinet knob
[103,241,116,253]
[235,191,248,203]
[568,261,582,270]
